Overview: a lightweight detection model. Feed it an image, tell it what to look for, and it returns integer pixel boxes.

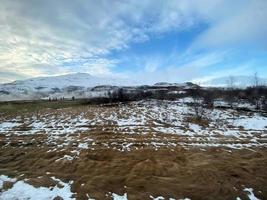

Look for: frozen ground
[0,174,261,200]
[0,99,266,199]
[0,174,262,200]
[0,99,266,152]
[0,175,74,200]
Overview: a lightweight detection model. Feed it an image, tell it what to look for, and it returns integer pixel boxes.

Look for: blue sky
[0,0,267,83]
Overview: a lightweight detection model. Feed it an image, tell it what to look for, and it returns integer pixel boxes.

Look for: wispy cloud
[192,0,267,49]
[0,0,266,83]
[128,51,226,84]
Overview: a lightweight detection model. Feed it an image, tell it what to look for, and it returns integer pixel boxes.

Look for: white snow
[189,123,202,133]
[0,175,17,189]
[244,188,261,200]
[0,114,90,136]
[111,192,128,200]
[0,122,21,132]
[55,155,74,162]
[78,143,89,149]
[233,117,267,130]
[149,196,190,200]
[0,73,137,101]
[0,176,74,200]
[150,196,165,200]
[1,99,267,151]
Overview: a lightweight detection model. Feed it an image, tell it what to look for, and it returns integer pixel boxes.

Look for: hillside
[0,73,137,101]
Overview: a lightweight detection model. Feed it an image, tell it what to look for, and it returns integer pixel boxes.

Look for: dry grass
[1,132,267,199]
[0,100,267,199]
[184,116,210,127]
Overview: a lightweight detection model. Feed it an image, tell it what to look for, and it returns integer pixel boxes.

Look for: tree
[226,76,236,108]
[203,90,215,108]
[253,72,259,87]
[192,97,205,120]
[263,97,267,112]
[251,72,262,109]
[118,88,124,101]
[189,88,205,120]
[228,76,235,89]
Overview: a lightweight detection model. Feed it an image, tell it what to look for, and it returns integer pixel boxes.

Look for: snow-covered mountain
[199,75,267,88]
[5,73,136,88]
[0,73,137,101]
[2,73,266,101]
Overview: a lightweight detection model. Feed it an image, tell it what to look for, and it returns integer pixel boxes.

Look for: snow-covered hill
[0,73,137,101]
[3,73,136,88]
[199,75,267,88]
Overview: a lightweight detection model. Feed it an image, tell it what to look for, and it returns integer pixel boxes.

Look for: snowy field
[0,99,266,199]
[1,99,266,151]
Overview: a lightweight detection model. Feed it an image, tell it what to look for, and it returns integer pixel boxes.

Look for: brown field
[0,100,267,199]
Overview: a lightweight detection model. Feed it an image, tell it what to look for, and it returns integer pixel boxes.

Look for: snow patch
[233,117,267,130]
[78,143,89,149]
[244,188,260,200]
[0,176,74,200]
[0,175,17,189]
[111,192,128,200]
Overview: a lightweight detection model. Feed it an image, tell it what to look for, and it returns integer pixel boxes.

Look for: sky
[0,0,267,84]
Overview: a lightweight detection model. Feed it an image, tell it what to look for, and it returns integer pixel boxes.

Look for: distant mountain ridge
[199,75,267,88]
[0,73,137,101]
[4,73,136,88]
[1,73,266,101]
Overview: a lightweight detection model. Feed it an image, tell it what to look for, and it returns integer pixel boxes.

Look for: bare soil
[1,133,267,200]
[0,101,267,199]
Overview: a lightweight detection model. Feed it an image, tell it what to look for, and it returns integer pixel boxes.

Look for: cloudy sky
[0,0,267,84]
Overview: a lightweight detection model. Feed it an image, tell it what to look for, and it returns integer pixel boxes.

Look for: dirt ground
[0,101,267,199]
[1,133,267,200]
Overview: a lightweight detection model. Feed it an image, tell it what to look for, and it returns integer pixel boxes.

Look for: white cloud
[0,0,141,82]
[192,0,267,49]
[0,0,266,83]
[129,51,225,84]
